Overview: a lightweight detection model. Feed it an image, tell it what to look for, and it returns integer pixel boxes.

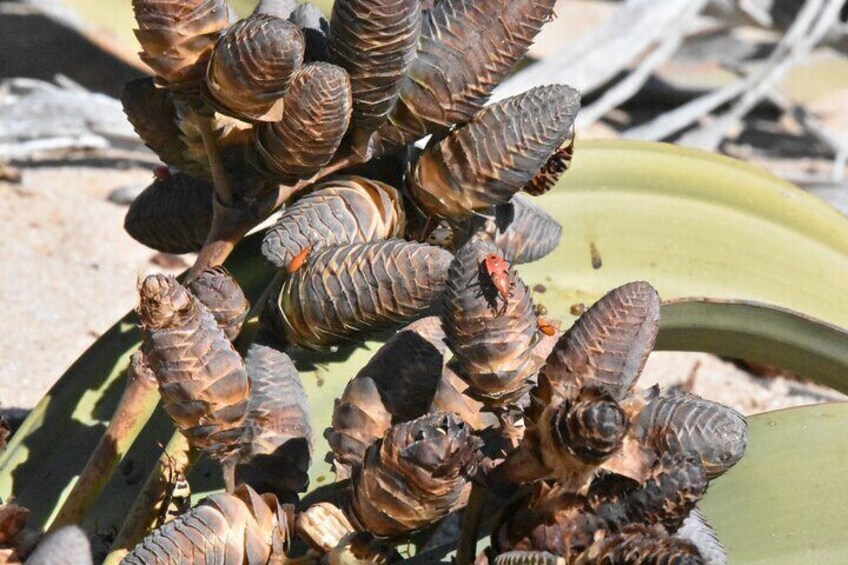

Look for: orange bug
[537,317,560,337]
[481,254,512,315]
[287,244,314,274]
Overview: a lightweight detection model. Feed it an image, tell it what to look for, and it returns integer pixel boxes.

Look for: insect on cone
[267,239,453,349]
[261,176,405,269]
[409,85,580,220]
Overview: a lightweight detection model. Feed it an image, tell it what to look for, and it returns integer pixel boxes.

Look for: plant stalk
[104,432,195,563]
[48,353,160,531]
[456,483,487,565]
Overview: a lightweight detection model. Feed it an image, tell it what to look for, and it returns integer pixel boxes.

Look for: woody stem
[456,483,487,565]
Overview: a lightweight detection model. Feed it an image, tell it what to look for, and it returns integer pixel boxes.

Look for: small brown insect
[287,244,313,274]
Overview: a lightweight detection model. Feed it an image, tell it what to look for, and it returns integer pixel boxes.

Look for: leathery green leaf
[702,402,848,564]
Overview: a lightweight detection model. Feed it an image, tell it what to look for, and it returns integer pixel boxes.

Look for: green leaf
[659,298,848,393]
[702,402,848,564]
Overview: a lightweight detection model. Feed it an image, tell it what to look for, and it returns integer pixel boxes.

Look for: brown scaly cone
[266,240,453,350]
[491,551,566,565]
[328,0,421,140]
[408,85,580,221]
[24,527,93,565]
[371,0,559,153]
[137,274,250,460]
[205,14,304,121]
[235,341,313,503]
[442,238,540,408]
[326,317,485,477]
[120,78,209,178]
[261,176,406,269]
[495,282,662,488]
[187,266,250,341]
[122,484,294,564]
[590,452,708,534]
[537,281,661,404]
[296,503,400,563]
[124,171,214,254]
[132,0,231,89]
[574,524,704,565]
[637,392,748,479]
[484,195,563,265]
[250,62,353,184]
[348,412,482,537]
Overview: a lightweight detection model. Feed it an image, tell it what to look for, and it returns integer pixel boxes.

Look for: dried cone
[296,502,356,553]
[637,393,748,479]
[486,194,563,265]
[349,412,481,537]
[137,274,250,457]
[494,388,629,491]
[494,485,603,558]
[538,281,661,404]
[261,176,405,269]
[326,377,393,478]
[25,527,92,565]
[409,85,580,220]
[0,503,30,562]
[188,266,249,341]
[122,484,293,564]
[267,240,453,349]
[206,14,304,121]
[326,317,484,476]
[328,0,421,136]
[124,171,213,254]
[373,0,558,151]
[235,342,313,501]
[121,77,208,178]
[442,238,539,407]
[575,525,704,565]
[251,63,352,183]
[132,0,231,87]
[591,452,708,533]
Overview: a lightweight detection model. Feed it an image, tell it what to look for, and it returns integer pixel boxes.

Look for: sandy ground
[0,163,185,409]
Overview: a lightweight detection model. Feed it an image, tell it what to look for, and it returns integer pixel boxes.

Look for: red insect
[153,165,171,181]
[287,244,314,274]
[481,254,512,315]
